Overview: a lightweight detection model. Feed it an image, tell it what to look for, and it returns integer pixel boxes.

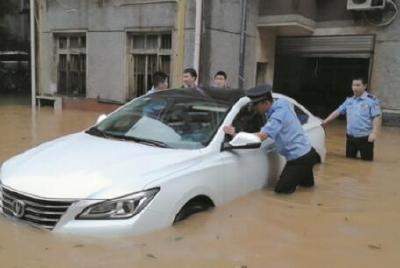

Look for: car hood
[1,132,202,200]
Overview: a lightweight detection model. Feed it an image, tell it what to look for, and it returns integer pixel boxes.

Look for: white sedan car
[0,88,325,236]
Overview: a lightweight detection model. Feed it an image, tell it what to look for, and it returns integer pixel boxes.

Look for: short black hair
[183,68,197,79]
[152,71,168,86]
[265,91,273,102]
[214,70,227,79]
[352,77,367,85]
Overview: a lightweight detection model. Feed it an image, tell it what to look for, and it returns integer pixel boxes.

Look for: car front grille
[0,186,74,230]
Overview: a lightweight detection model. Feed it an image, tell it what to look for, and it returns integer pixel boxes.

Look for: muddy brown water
[0,101,399,268]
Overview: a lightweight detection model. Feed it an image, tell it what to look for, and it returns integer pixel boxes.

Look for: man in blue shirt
[224,85,318,194]
[322,77,381,161]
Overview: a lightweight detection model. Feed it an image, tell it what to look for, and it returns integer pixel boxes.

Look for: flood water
[0,100,399,268]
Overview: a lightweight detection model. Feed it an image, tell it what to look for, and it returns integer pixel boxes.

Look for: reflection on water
[0,100,400,267]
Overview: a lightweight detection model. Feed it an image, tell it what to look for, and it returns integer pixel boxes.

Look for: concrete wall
[259,0,353,22]
[256,28,277,85]
[315,0,353,22]
[86,32,126,101]
[183,0,196,71]
[259,0,317,20]
[200,0,258,88]
[244,0,259,88]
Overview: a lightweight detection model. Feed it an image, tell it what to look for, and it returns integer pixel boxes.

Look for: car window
[294,105,309,125]
[94,93,230,149]
[232,103,266,133]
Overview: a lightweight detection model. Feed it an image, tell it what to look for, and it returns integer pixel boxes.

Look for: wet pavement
[0,100,399,268]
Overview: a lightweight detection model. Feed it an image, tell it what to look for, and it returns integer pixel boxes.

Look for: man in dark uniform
[322,77,381,161]
[224,85,318,194]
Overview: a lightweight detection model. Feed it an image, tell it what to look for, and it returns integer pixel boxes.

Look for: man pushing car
[223,85,318,194]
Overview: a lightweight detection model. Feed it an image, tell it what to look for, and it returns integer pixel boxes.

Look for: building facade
[37,0,259,102]
[37,0,400,125]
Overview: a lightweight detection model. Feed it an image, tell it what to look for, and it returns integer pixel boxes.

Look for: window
[232,103,266,133]
[56,34,86,96]
[129,32,172,98]
[94,91,230,149]
[20,0,30,13]
[294,105,309,125]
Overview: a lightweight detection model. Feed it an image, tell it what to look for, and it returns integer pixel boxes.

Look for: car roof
[149,88,312,116]
[156,87,246,106]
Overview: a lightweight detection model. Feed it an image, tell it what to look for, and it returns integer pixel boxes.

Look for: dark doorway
[273,57,370,117]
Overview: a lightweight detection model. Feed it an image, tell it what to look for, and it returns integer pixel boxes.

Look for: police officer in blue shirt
[224,85,318,194]
[322,77,381,161]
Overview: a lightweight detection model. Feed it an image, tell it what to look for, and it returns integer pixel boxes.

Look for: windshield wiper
[86,128,170,148]
[130,137,171,148]
[108,134,171,148]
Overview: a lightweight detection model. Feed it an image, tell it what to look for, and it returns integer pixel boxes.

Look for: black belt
[346,134,369,140]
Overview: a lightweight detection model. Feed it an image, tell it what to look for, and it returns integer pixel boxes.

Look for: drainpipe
[30,0,36,108]
[193,0,203,79]
[238,0,247,89]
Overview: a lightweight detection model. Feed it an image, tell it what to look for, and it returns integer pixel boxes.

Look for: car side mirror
[222,132,262,151]
[96,114,108,124]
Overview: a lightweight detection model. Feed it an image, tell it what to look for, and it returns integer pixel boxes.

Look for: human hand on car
[223,126,236,137]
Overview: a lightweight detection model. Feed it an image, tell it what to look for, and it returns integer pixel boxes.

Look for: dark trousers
[346,134,374,161]
[275,148,318,194]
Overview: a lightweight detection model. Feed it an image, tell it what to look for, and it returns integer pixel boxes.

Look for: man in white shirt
[182,68,198,88]
[213,70,228,88]
[147,72,169,95]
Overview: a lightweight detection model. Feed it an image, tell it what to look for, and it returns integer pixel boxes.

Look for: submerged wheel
[173,195,215,223]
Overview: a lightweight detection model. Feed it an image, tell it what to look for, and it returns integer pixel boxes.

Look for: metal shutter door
[276,35,375,58]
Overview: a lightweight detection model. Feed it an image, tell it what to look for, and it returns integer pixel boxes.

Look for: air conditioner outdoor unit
[347,0,386,10]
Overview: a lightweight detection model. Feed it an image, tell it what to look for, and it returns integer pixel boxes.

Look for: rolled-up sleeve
[261,105,286,140]
[261,117,282,140]
[337,99,348,115]
[370,99,382,118]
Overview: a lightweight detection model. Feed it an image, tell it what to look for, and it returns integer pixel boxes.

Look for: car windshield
[87,88,244,149]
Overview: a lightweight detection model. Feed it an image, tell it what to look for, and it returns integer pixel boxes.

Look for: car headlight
[77,188,159,220]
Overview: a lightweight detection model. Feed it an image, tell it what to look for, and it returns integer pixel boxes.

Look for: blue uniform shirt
[261,98,312,161]
[337,92,381,137]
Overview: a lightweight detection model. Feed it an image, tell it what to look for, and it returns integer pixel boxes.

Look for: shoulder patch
[367,94,377,100]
